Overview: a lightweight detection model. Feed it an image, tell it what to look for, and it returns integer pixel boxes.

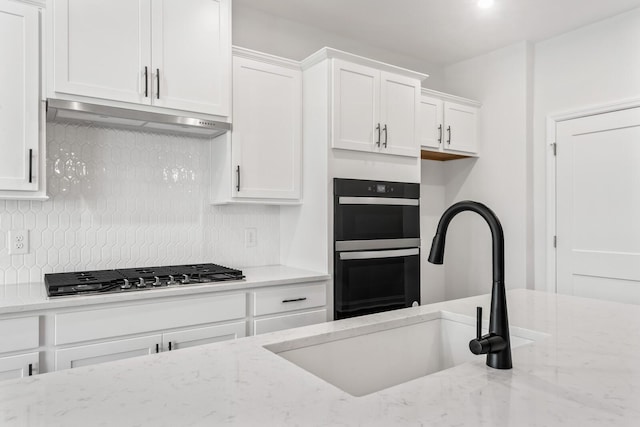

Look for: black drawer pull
[168,342,172,351]
[282,297,307,303]
[155,343,159,353]
[28,363,33,376]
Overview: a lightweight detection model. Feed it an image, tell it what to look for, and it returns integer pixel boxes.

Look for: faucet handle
[476,306,482,340]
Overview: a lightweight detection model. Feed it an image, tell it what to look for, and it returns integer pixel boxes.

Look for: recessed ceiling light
[478,0,494,9]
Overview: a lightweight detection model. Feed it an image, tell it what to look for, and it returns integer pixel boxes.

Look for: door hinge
[553,235,557,248]
[551,143,557,156]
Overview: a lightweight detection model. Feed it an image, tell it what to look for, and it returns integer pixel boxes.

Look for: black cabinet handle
[28,149,33,183]
[236,165,240,192]
[383,124,388,148]
[282,297,307,303]
[28,363,33,376]
[168,342,172,351]
[156,68,160,99]
[155,343,159,353]
[447,126,451,144]
[438,124,443,144]
[144,66,148,98]
[375,123,381,147]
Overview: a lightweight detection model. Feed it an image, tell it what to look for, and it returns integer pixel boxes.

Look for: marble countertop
[1,289,639,426]
[0,265,330,315]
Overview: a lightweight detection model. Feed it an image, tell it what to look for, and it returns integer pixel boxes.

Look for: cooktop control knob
[120,279,132,289]
[181,274,190,284]
[167,275,176,286]
[152,276,162,287]
[137,278,146,288]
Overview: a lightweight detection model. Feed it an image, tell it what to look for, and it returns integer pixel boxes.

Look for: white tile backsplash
[0,123,280,285]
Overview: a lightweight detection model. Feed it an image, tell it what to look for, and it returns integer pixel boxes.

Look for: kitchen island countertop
[1,289,639,426]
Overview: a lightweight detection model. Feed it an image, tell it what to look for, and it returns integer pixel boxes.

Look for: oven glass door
[334,248,420,320]
[335,200,419,241]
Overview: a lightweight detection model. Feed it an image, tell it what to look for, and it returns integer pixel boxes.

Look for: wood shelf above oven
[420,150,472,161]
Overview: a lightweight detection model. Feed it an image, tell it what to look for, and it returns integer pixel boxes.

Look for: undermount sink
[265,311,547,397]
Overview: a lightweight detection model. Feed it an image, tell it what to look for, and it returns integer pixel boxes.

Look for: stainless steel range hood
[46,99,231,137]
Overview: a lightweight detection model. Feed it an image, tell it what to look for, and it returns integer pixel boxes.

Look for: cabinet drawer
[254,309,327,335]
[252,283,326,316]
[55,293,246,345]
[0,352,39,381]
[0,316,39,353]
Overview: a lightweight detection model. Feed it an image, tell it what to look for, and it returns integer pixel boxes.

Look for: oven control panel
[334,178,419,198]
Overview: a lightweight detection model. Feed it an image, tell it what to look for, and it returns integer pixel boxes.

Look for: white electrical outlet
[245,228,257,248]
[8,230,29,255]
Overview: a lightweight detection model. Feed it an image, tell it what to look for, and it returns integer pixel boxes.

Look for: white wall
[420,160,446,303]
[421,42,532,300]
[0,123,280,286]
[533,8,640,292]
[232,3,447,91]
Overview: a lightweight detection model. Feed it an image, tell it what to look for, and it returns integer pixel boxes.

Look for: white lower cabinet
[162,321,246,352]
[0,316,40,381]
[0,352,39,381]
[251,282,328,335]
[55,335,161,370]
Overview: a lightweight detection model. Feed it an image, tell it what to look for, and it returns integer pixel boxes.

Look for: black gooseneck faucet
[428,201,512,370]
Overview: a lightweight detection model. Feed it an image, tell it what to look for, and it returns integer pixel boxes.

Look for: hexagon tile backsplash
[0,123,280,286]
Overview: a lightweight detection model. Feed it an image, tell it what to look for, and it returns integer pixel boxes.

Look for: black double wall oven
[334,178,420,320]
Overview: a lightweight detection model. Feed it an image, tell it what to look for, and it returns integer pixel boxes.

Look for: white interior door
[151,0,230,115]
[556,107,640,304]
[53,0,151,104]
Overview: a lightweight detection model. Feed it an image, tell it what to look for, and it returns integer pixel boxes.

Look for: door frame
[545,96,640,293]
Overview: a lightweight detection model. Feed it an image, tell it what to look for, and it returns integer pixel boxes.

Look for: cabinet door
[231,56,301,200]
[419,95,444,150]
[379,72,420,157]
[332,59,380,153]
[162,321,246,351]
[55,334,161,370]
[0,0,39,191]
[53,0,152,104]
[151,0,230,116]
[444,102,478,154]
[0,352,38,382]
[254,309,327,335]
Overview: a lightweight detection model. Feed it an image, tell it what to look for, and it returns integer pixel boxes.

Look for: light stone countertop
[1,289,639,426]
[0,265,330,315]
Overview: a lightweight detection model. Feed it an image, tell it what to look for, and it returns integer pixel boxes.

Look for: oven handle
[338,197,419,206]
[335,238,421,252]
[339,248,419,260]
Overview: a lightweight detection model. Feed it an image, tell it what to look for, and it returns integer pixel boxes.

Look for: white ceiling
[233,0,640,65]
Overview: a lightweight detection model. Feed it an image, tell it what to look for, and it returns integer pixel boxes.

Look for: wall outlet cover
[8,230,29,255]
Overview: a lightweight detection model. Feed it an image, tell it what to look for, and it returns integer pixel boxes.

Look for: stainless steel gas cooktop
[44,263,244,298]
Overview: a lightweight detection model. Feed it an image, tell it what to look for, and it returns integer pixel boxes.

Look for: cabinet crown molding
[421,88,481,107]
[301,47,428,81]
[232,46,301,70]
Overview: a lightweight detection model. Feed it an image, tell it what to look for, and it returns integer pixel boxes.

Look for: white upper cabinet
[379,72,420,157]
[418,95,444,150]
[49,0,230,116]
[52,0,152,104]
[332,59,421,158]
[0,0,45,198]
[419,89,480,160]
[332,60,380,152]
[444,101,478,153]
[211,48,302,204]
[150,0,230,115]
